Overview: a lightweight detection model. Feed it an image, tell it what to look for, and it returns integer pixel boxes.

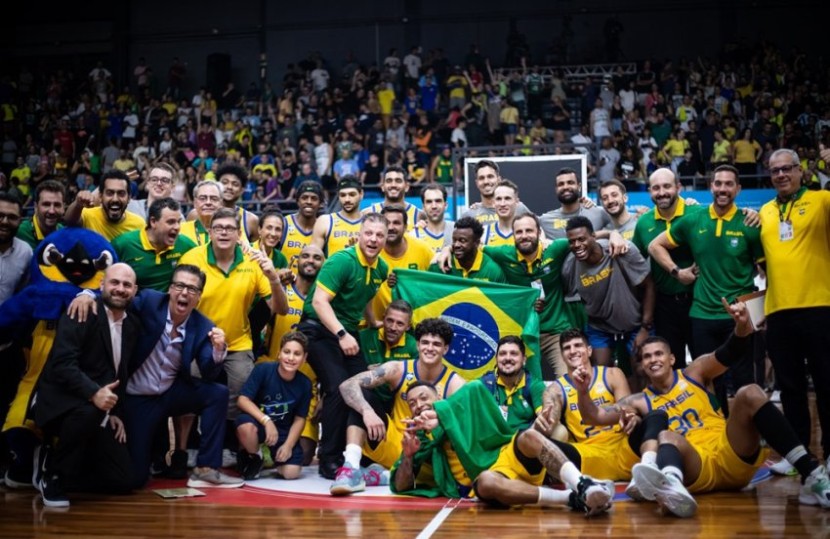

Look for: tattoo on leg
[539,442,567,475]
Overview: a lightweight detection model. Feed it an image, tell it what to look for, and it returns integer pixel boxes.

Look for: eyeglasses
[769,164,799,176]
[0,213,21,222]
[148,176,173,185]
[170,281,202,295]
[211,225,239,234]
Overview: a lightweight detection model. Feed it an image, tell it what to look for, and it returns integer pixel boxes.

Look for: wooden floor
[1,477,828,538]
[1,398,826,538]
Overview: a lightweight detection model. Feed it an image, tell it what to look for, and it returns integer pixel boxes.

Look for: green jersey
[112,228,197,291]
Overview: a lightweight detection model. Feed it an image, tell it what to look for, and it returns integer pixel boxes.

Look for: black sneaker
[162,450,188,480]
[32,444,48,489]
[242,454,263,481]
[236,450,252,476]
[39,475,69,508]
[318,460,340,480]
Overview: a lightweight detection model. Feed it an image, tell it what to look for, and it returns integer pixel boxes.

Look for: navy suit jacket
[130,289,224,383]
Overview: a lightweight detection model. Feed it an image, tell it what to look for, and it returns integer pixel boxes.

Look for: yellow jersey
[410,225,450,253]
[279,213,315,265]
[643,370,725,446]
[365,202,423,231]
[321,211,363,256]
[370,237,435,321]
[80,207,144,242]
[555,366,620,444]
[481,222,514,247]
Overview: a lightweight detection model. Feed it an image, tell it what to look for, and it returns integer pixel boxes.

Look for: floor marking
[416,499,460,539]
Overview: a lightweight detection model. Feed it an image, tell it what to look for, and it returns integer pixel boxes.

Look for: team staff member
[649,165,764,414]
[298,212,390,479]
[180,181,223,246]
[760,148,830,463]
[279,181,324,263]
[370,204,434,321]
[312,176,365,256]
[179,208,288,420]
[16,180,66,249]
[632,169,704,367]
[428,217,506,282]
[64,170,145,241]
[359,300,419,367]
[112,198,197,292]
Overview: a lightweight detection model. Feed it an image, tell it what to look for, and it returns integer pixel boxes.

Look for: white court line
[416,499,460,539]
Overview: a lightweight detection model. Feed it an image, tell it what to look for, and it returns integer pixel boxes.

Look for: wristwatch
[670,266,680,277]
[336,328,347,339]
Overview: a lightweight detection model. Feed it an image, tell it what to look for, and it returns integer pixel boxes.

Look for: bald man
[33,263,141,507]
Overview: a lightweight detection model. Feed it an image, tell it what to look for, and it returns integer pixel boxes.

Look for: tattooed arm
[534,383,564,437]
[339,361,404,442]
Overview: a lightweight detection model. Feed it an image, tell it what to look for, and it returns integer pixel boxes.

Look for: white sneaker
[770,390,781,403]
[221,449,237,469]
[769,459,797,476]
[632,463,697,518]
[625,473,646,501]
[799,465,830,508]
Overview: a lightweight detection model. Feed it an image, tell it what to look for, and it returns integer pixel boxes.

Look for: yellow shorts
[300,390,319,442]
[573,433,639,481]
[487,433,546,487]
[687,428,768,494]
[363,423,404,470]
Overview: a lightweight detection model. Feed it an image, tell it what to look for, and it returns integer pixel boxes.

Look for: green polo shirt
[483,371,546,432]
[428,249,507,283]
[303,245,389,333]
[112,228,197,292]
[667,204,764,319]
[16,218,64,250]
[484,239,572,334]
[359,327,419,403]
[632,199,704,296]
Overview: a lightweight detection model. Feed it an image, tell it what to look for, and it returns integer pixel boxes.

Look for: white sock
[641,451,657,466]
[343,444,362,469]
[536,486,571,507]
[558,461,582,491]
[663,465,684,483]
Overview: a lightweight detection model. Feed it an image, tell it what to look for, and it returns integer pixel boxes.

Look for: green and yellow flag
[393,269,541,380]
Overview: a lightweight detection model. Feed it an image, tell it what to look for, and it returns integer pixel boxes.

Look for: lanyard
[777,186,806,222]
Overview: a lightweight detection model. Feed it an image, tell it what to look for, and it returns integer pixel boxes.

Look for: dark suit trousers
[124,379,229,488]
[45,402,132,493]
[299,319,367,468]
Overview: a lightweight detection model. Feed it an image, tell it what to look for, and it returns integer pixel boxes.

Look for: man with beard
[461,160,529,224]
[563,216,655,388]
[311,176,365,256]
[298,213,390,479]
[32,264,140,507]
[598,180,637,240]
[16,180,65,250]
[369,204,434,321]
[483,214,572,380]
[411,183,454,253]
[360,300,418,367]
[428,216,505,282]
[0,193,31,306]
[478,336,547,432]
[632,169,705,368]
[180,181,222,246]
[112,198,197,292]
[279,181,323,263]
[576,303,830,517]
[539,168,612,241]
[332,318,465,494]
[127,162,178,220]
[65,170,145,242]
[261,244,326,465]
[363,166,423,231]
[481,180,521,247]
[648,165,763,415]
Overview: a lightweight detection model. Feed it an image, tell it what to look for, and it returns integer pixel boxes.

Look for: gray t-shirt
[604,214,639,241]
[562,239,650,334]
[539,205,611,241]
[461,201,530,224]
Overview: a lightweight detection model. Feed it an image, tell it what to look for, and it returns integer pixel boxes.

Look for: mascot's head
[32,228,117,289]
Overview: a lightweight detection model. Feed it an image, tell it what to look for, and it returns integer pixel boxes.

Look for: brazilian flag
[393,269,541,381]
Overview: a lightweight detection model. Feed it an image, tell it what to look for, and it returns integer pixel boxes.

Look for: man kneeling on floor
[392,380,615,516]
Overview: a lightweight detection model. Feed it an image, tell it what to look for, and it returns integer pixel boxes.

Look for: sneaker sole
[41,496,70,508]
[631,464,660,501]
[186,479,244,489]
[4,472,34,490]
[584,486,613,516]
[634,464,697,518]
[625,483,646,502]
[330,481,366,496]
[799,491,830,508]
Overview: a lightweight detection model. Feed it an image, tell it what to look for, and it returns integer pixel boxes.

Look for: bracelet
[261,415,272,425]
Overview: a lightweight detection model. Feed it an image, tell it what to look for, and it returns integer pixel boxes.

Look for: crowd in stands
[0,35,829,519]
[1,39,829,215]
